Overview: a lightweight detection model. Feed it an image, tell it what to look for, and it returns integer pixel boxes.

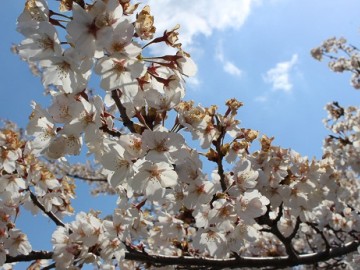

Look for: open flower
[131,161,177,200]
[48,92,83,124]
[193,227,227,258]
[228,159,258,195]
[175,50,197,77]
[141,129,185,163]
[17,22,62,61]
[236,190,270,222]
[17,0,50,35]
[95,53,145,94]
[27,101,57,154]
[66,0,124,58]
[5,229,32,256]
[40,48,91,94]
[100,144,134,188]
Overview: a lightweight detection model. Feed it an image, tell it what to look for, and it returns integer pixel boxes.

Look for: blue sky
[1,0,360,267]
[148,0,360,159]
[2,1,360,158]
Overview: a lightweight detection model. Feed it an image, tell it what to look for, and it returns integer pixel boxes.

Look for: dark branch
[256,205,298,259]
[41,262,56,270]
[213,116,227,192]
[67,174,107,183]
[308,222,331,252]
[99,125,122,137]
[124,241,360,269]
[5,241,360,269]
[288,217,301,240]
[29,190,66,228]
[6,251,53,263]
[111,89,136,133]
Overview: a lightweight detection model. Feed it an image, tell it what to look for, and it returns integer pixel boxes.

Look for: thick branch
[5,241,359,268]
[124,241,360,269]
[6,251,53,263]
[111,89,136,133]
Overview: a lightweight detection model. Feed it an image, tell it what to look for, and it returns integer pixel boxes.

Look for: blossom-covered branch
[2,0,360,269]
[29,190,67,228]
[4,241,359,269]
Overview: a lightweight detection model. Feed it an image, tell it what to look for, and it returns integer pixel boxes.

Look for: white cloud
[187,76,201,87]
[215,43,225,62]
[224,62,243,77]
[263,54,298,92]
[215,41,243,77]
[145,0,260,48]
[254,95,268,103]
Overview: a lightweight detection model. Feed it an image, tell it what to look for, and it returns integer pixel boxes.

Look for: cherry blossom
[66,0,124,58]
[48,92,83,124]
[17,0,50,35]
[17,22,62,61]
[26,101,57,154]
[5,229,32,256]
[100,143,134,188]
[8,0,360,269]
[141,129,185,163]
[95,54,145,98]
[131,160,178,200]
[40,48,91,94]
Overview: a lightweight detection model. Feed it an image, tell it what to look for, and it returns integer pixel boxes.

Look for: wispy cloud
[263,54,298,92]
[224,62,243,77]
[145,0,260,48]
[215,41,243,77]
[254,95,269,103]
[187,76,201,87]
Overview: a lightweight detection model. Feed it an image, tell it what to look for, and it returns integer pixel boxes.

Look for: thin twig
[256,205,298,259]
[288,217,301,240]
[29,190,66,228]
[99,125,122,137]
[308,223,331,252]
[67,174,107,183]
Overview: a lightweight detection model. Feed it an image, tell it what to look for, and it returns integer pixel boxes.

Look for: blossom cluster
[0,122,75,266]
[323,102,360,187]
[311,37,360,89]
[2,0,360,269]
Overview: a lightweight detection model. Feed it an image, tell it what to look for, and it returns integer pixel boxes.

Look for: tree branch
[308,222,331,252]
[66,174,108,183]
[256,205,298,259]
[29,190,66,228]
[213,117,227,192]
[5,241,359,269]
[99,125,122,137]
[288,216,301,240]
[111,89,136,133]
[41,262,56,270]
[124,241,360,269]
[6,251,53,263]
